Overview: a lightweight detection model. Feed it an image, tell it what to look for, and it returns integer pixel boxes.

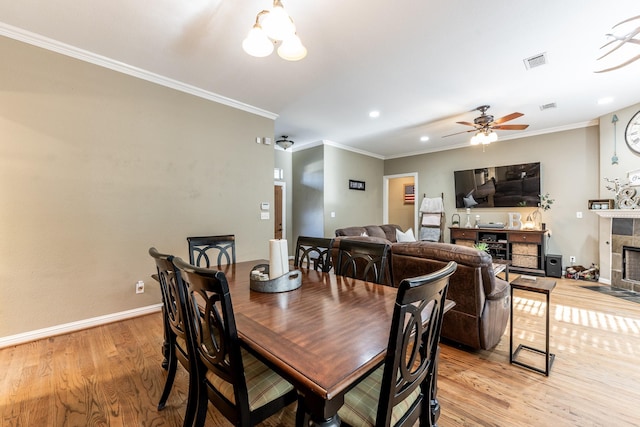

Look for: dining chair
[173,257,298,427]
[335,239,391,284]
[187,234,236,268]
[336,261,457,427]
[148,247,198,427]
[293,236,335,272]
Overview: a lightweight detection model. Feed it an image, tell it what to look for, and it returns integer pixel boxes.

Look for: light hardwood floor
[1,277,639,426]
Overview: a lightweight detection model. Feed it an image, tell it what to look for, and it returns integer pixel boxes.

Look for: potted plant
[474,241,490,253]
[539,193,554,211]
[537,193,554,230]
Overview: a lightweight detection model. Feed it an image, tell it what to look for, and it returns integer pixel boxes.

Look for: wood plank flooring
[1,277,639,426]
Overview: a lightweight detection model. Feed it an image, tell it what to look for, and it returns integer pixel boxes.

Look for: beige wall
[385,126,601,270]
[323,145,384,237]
[292,144,384,240]
[292,145,325,239]
[0,37,275,338]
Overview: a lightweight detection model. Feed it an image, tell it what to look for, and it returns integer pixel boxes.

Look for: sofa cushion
[335,226,369,237]
[363,225,388,239]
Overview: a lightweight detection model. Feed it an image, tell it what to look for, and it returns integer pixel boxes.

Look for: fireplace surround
[611,218,640,292]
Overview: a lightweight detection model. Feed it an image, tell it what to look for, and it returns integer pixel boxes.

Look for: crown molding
[0,22,278,120]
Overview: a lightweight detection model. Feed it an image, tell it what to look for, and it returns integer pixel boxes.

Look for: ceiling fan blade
[492,124,529,130]
[455,121,477,127]
[443,129,476,137]
[492,112,523,125]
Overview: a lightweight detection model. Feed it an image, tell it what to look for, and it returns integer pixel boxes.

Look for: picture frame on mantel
[588,199,615,210]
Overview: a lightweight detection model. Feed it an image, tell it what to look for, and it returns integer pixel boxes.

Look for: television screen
[454,162,541,208]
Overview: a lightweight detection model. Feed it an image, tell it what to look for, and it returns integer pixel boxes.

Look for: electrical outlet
[136,280,145,294]
[569,256,576,263]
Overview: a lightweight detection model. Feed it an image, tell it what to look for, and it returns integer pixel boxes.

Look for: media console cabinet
[449,227,548,276]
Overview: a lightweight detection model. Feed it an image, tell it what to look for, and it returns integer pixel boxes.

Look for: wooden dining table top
[219,260,397,403]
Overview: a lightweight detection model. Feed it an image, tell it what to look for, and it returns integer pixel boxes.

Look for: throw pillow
[396,228,417,242]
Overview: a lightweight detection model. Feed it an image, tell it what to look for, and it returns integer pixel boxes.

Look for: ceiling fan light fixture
[470,129,498,145]
[486,130,498,143]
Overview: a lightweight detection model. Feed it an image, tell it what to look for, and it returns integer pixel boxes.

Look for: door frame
[274,181,286,239]
[383,172,419,233]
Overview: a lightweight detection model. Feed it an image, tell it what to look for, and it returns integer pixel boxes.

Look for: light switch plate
[261,212,270,220]
[261,202,270,210]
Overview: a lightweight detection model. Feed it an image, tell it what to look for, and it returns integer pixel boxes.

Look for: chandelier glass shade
[242,1,307,61]
[470,129,498,145]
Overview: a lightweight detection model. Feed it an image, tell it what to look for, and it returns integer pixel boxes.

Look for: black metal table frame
[509,278,556,376]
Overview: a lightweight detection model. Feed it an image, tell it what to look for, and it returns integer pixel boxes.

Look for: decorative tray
[249,264,302,293]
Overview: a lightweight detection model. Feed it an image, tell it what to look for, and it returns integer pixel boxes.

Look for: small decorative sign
[349,179,366,191]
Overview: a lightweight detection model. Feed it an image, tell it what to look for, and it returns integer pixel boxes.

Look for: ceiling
[1,0,640,158]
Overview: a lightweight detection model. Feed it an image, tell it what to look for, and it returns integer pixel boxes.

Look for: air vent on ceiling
[539,102,557,111]
[524,52,548,70]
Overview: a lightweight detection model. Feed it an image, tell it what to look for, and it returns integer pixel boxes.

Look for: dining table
[218,259,453,426]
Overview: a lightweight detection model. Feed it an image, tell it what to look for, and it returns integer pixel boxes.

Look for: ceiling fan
[443,105,529,143]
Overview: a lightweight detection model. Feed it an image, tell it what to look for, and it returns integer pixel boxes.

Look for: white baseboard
[0,304,163,349]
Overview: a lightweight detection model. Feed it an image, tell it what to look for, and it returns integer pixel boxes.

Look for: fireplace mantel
[592,209,640,218]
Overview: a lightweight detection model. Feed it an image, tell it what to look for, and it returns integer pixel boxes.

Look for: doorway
[274,182,286,239]
[383,173,418,233]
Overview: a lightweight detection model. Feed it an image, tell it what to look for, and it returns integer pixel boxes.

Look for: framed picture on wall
[349,179,366,190]
[404,184,415,204]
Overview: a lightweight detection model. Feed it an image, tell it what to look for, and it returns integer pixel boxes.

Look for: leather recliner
[391,241,510,350]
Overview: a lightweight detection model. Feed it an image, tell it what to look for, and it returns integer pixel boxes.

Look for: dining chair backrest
[293,236,335,272]
[335,239,391,284]
[336,260,457,427]
[379,260,457,426]
[148,247,198,426]
[173,257,296,427]
[187,234,236,268]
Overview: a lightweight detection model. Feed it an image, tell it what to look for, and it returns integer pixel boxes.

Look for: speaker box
[546,254,562,278]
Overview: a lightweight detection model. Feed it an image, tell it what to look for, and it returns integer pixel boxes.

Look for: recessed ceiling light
[369,110,380,118]
[420,136,430,142]
[597,97,613,105]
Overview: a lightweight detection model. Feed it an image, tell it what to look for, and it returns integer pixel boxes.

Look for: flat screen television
[454,162,541,208]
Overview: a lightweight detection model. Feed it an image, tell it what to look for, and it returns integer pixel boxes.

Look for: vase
[532,208,542,230]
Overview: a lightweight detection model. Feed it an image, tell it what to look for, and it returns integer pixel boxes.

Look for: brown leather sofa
[391,241,510,350]
[334,224,510,350]
[335,224,403,242]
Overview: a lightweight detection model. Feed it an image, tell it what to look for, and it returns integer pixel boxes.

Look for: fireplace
[611,218,640,292]
[623,246,640,283]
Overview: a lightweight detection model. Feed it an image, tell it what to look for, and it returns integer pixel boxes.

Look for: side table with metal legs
[510,276,557,376]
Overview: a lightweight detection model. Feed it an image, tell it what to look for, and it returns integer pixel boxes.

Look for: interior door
[274,184,283,239]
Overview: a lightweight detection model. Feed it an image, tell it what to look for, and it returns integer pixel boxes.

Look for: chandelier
[470,128,498,145]
[242,0,307,61]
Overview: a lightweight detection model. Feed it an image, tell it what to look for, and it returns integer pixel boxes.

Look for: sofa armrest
[484,277,509,300]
